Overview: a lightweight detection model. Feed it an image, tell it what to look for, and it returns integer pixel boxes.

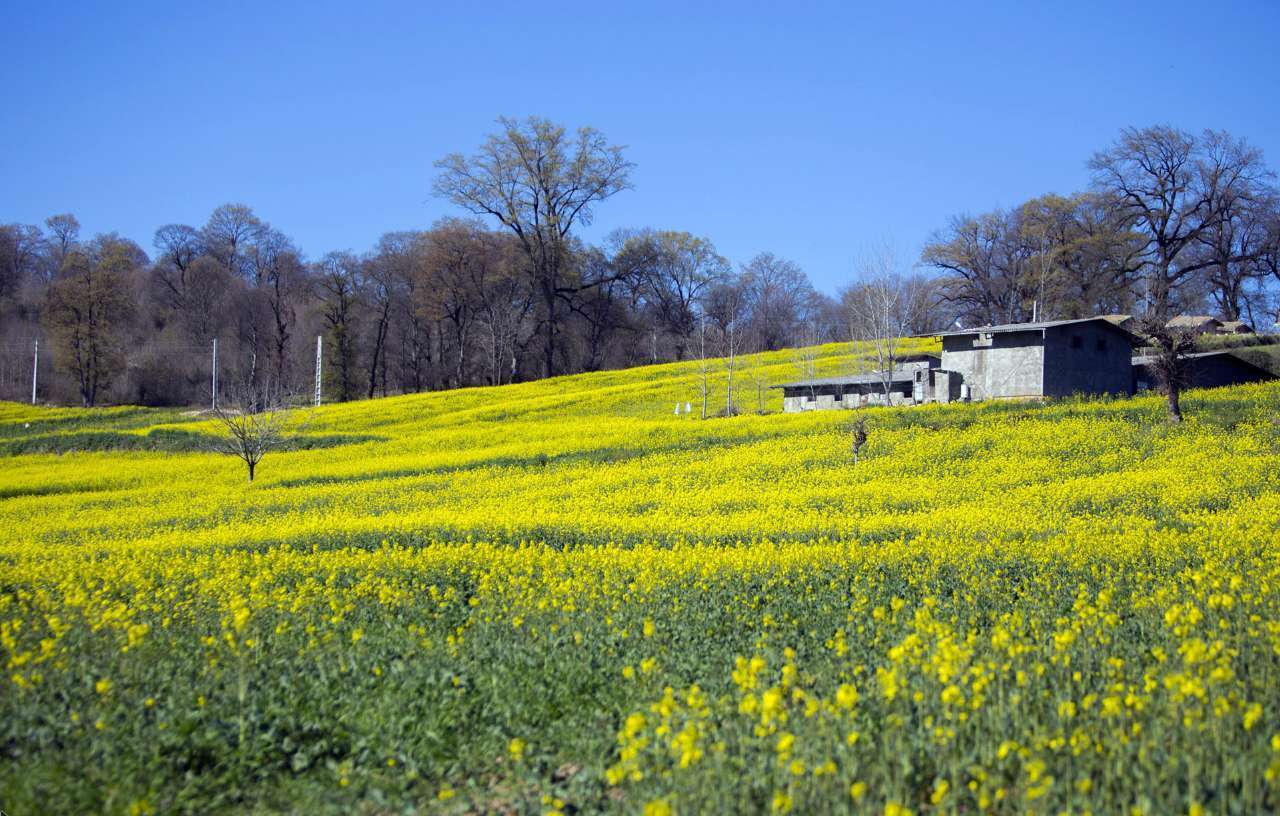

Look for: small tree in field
[850,416,869,464]
[1138,317,1196,423]
[212,382,301,481]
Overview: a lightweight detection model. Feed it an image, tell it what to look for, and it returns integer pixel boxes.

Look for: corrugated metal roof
[1166,315,1222,329]
[922,316,1136,339]
[1219,320,1253,332]
[773,369,919,389]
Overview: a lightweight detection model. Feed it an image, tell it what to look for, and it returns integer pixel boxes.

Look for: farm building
[777,318,1140,411]
[1132,351,1275,392]
[929,317,1139,401]
[776,316,1276,413]
[775,355,942,412]
[1166,315,1224,334]
[1219,320,1255,334]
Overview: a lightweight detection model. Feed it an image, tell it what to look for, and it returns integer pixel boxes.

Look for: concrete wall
[941,331,1045,399]
[1042,323,1133,397]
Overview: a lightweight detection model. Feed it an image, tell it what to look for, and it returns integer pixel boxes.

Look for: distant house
[1132,351,1275,392]
[1219,320,1255,335]
[1166,315,1224,334]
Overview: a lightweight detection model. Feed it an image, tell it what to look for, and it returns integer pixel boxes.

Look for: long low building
[775,356,940,412]
[1132,350,1275,392]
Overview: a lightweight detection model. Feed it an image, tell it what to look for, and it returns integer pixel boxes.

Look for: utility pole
[314,335,323,407]
[31,339,38,405]
[211,338,218,411]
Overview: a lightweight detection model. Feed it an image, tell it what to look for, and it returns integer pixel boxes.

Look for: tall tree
[43,213,80,276]
[616,229,729,360]
[739,252,815,351]
[1089,126,1270,318]
[44,236,140,406]
[315,251,363,402]
[434,116,634,377]
[374,231,434,393]
[362,241,402,399]
[151,224,233,344]
[0,223,45,300]
[843,247,925,401]
[921,212,1015,326]
[247,228,306,388]
[424,219,501,387]
[202,204,265,281]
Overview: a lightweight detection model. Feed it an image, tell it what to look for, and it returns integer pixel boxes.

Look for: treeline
[0,210,849,407]
[922,126,1280,327]
[3,120,1277,408]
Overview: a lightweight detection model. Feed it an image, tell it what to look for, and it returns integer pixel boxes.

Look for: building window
[1070,335,1083,349]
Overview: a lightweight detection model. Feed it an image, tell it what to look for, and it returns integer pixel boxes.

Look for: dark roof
[1219,320,1254,332]
[773,369,917,389]
[1131,350,1276,379]
[920,316,1141,343]
[1166,315,1222,329]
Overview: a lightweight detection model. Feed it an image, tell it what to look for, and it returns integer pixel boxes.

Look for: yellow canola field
[2,339,1280,814]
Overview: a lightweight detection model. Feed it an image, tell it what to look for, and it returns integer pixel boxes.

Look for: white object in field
[684,402,691,413]
[31,339,38,405]
[314,335,323,407]
[674,403,681,415]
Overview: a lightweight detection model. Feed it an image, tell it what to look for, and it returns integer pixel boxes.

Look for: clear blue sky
[4,1,1279,293]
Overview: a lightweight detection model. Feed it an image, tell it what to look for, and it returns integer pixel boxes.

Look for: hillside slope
[3,341,1280,814]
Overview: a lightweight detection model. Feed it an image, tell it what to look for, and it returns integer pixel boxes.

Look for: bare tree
[844,246,919,403]
[434,116,634,378]
[0,223,46,298]
[740,252,815,351]
[212,381,301,482]
[705,278,750,416]
[1090,127,1271,319]
[743,338,771,414]
[696,316,711,419]
[203,204,265,281]
[1137,316,1197,422]
[921,212,1017,326]
[615,229,729,360]
[44,213,80,274]
[850,416,868,464]
[790,332,819,405]
[362,245,399,399]
[247,228,306,389]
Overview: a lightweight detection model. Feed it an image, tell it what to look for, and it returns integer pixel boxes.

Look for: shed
[1166,315,1224,334]
[926,317,1140,400]
[1218,320,1255,335]
[1132,351,1276,392]
[775,357,942,412]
